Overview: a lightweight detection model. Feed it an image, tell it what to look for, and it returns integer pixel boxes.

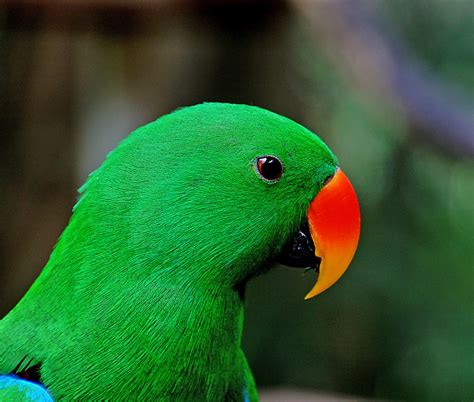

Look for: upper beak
[305,168,361,299]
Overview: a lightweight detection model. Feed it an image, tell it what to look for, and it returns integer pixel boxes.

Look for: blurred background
[1,0,473,400]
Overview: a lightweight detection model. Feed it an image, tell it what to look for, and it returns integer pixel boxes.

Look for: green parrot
[0,103,360,401]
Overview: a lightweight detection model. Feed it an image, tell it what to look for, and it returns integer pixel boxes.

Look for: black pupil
[259,157,282,180]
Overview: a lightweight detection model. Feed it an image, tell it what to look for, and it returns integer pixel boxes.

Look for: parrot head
[77,102,360,299]
[0,103,361,400]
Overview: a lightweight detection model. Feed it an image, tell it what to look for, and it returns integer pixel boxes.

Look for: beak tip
[303,282,328,300]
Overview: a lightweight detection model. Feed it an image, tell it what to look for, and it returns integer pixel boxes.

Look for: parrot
[0,103,360,401]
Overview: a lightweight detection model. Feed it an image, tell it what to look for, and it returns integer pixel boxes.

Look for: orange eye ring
[255,156,283,182]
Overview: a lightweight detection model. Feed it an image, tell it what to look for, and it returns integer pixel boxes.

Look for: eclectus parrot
[0,103,360,401]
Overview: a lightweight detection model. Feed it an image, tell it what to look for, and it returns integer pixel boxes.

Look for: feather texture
[0,103,336,400]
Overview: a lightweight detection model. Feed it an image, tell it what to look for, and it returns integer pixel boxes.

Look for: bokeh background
[1,1,473,400]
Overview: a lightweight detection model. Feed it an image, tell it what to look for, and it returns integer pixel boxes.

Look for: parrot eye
[255,156,283,182]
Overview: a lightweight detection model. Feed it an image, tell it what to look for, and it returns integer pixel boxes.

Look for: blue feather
[0,375,53,401]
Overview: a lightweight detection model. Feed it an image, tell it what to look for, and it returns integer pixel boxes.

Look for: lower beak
[305,168,361,299]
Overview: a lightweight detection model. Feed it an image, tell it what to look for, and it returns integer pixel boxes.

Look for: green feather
[0,103,337,400]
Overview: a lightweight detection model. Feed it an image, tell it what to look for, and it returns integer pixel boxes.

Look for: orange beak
[305,169,361,299]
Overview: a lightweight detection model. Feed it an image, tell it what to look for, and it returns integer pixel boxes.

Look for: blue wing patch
[243,385,249,402]
[0,375,53,401]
